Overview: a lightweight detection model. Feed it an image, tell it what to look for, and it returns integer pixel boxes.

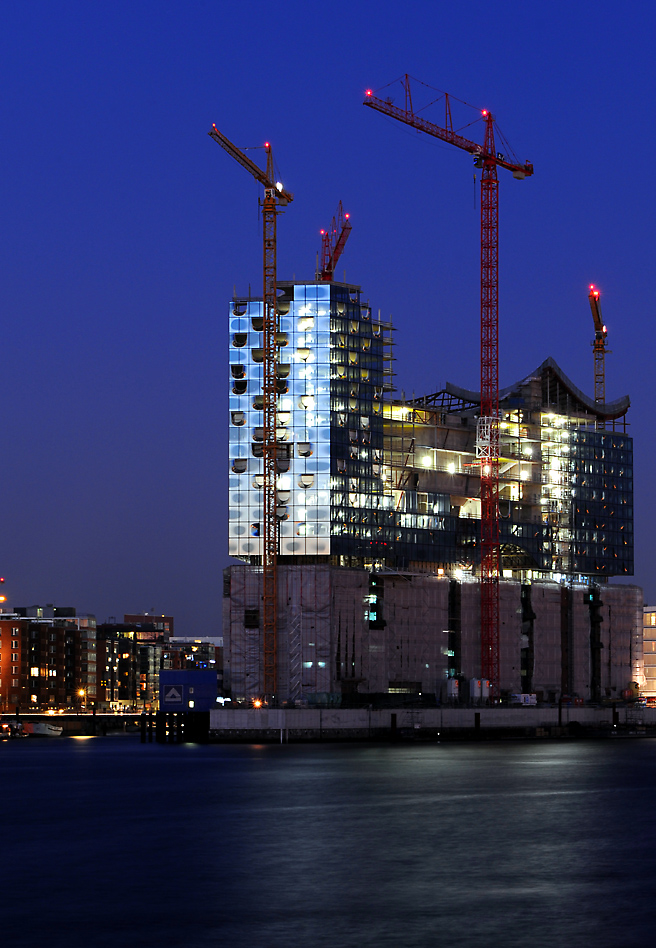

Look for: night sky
[1,1,653,633]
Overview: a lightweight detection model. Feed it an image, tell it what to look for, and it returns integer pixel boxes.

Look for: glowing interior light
[447,462,456,474]
[422,456,431,467]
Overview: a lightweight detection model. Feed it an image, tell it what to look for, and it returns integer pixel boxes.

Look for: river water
[3,735,655,947]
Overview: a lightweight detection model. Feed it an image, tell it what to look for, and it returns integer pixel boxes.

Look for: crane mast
[479,113,501,691]
[209,125,293,700]
[588,284,608,430]
[364,76,533,696]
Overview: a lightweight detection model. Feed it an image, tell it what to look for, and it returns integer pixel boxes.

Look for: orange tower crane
[364,75,533,696]
[588,284,609,427]
[318,201,352,281]
[209,124,293,700]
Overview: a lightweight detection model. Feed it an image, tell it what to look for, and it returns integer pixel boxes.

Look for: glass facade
[570,429,633,575]
[228,282,391,560]
[228,286,632,580]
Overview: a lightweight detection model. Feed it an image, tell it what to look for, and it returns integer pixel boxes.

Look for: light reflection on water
[3,738,655,948]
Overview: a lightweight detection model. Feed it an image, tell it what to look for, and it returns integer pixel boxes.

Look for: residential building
[643,606,656,697]
[1,608,99,712]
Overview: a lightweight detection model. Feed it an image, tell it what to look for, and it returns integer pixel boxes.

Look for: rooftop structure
[385,357,632,580]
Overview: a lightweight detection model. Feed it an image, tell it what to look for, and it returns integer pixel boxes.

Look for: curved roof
[444,356,630,420]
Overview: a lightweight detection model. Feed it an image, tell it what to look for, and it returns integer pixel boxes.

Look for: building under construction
[223,280,643,705]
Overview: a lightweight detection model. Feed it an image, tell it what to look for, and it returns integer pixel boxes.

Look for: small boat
[22,722,63,738]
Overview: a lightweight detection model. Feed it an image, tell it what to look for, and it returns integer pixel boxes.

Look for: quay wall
[209,706,656,741]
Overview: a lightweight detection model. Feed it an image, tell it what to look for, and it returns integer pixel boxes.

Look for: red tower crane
[318,201,352,281]
[209,124,293,700]
[588,284,609,428]
[364,75,533,695]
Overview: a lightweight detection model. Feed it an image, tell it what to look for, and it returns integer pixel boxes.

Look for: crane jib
[363,95,533,178]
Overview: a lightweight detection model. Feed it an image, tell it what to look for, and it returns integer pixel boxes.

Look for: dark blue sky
[1,1,653,631]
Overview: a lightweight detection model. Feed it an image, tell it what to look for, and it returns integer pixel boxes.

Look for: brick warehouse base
[222,565,643,705]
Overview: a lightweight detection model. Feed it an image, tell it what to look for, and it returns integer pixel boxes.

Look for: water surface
[3,736,655,947]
